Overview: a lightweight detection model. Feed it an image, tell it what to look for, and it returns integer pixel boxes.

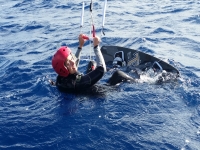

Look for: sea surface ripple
[0,0,200,149]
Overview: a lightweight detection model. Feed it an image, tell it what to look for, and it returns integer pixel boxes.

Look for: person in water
[52,34,135,92]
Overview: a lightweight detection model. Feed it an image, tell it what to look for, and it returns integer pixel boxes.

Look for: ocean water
[0,0,200,149]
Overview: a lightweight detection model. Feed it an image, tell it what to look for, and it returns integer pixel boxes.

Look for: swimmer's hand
[78,34,85,48]
[93,36,100,47]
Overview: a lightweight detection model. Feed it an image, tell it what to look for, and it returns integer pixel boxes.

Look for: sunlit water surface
[0,0,200,149]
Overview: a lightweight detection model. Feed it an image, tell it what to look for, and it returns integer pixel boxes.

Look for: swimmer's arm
[75,34,85,68]
[93,45,106,72]
[75,47,82,67]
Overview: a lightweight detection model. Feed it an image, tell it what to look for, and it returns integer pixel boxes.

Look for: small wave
[151,27,175,34]
[21,21,45,31]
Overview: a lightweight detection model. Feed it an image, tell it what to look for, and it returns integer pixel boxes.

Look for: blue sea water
[1,0,200,149]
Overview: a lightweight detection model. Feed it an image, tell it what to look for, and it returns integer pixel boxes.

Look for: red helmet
[52,46,71,77]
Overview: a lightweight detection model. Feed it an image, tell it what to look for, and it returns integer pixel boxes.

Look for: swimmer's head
[52,46,76,77]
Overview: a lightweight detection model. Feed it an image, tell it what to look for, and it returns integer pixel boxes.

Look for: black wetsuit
[56,46,107,92]
[56,66,104,92]
[107,69,135,85]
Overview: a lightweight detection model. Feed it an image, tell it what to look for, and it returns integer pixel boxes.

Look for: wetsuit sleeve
[75,47,82,68]
[93,45,107,72]
[107,70,135,85]
[56,66,104,92]
[73,46,107,90]
[75,66,104,90]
